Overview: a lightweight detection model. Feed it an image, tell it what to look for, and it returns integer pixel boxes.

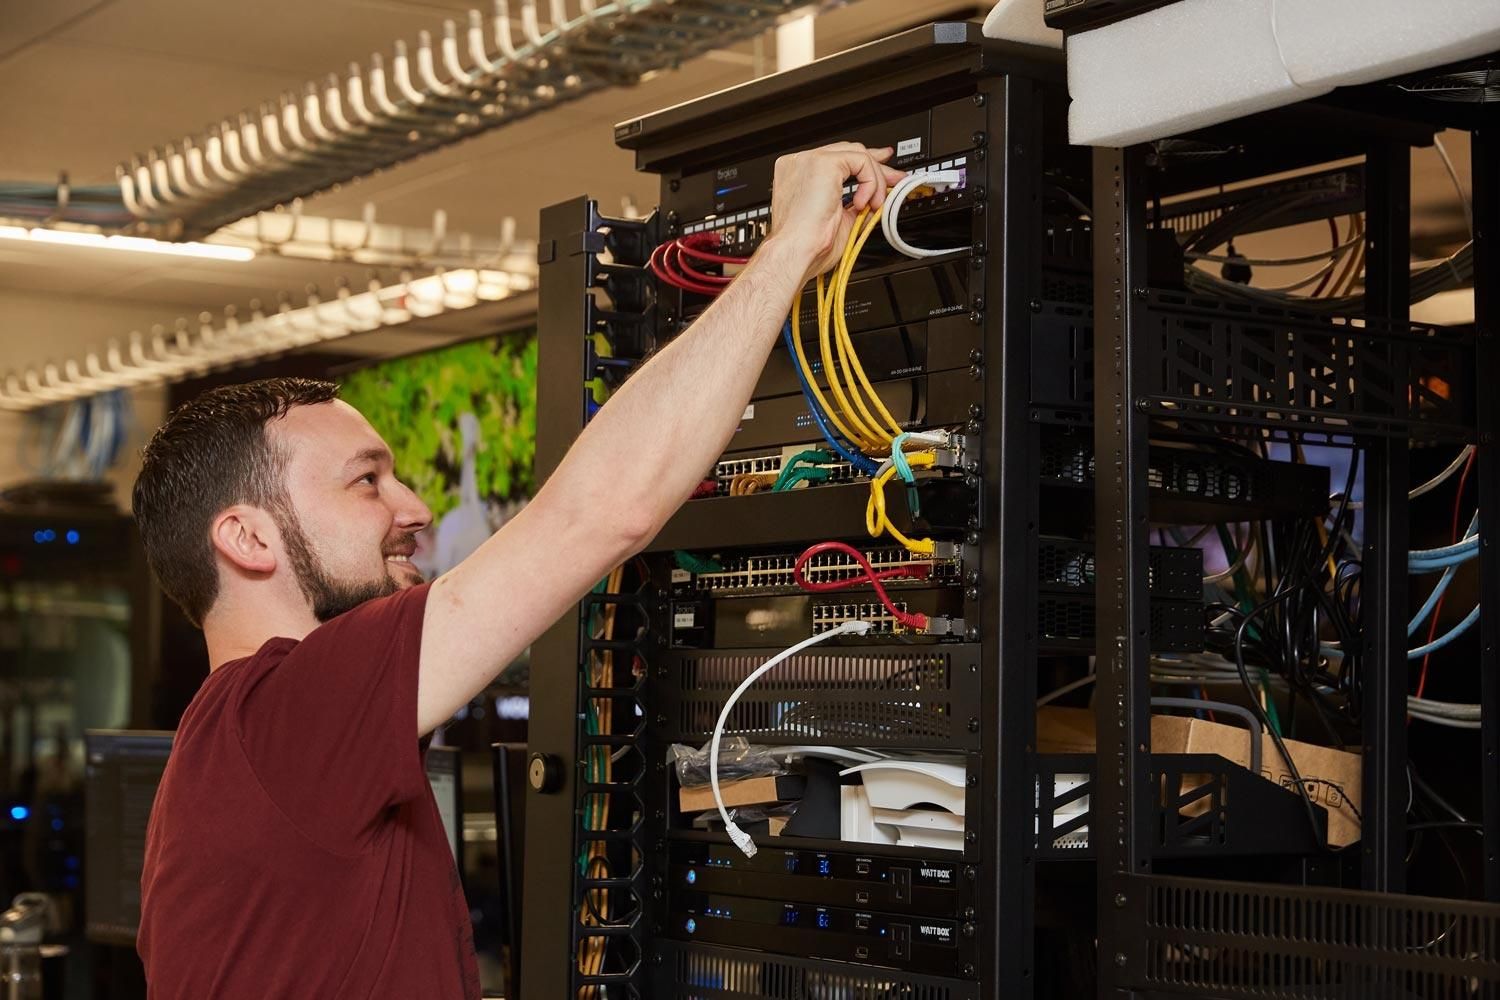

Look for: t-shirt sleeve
[236,583,432,852]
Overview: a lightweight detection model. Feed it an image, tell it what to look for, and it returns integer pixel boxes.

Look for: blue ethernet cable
[1410,563,1460,636]
[1409,513,1480,573]
[781,321,879,476]
[1408,602,1482,659]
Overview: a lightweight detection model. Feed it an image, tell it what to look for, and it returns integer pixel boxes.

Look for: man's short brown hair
[132,377,339,627]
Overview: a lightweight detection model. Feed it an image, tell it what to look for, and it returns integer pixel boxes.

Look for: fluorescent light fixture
[0,226,254,262]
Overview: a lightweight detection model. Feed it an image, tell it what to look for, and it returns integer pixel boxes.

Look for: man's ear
[210,505,278,575]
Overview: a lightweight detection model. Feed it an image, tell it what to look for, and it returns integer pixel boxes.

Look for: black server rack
[522,17,1500,1000]
[1083,62,1500,998]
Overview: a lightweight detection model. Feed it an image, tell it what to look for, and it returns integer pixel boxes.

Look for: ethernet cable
[1409,512,1478,634]
[1409,560,1460,636]
[781,319,879,476]
[1346,444,1474,510]
[791,267,885,461]
[1409,534,1480,570]
[792,540,932,632]
[649,234,748,296]
[772,449,837,492]
[711,620,874,858]
[1408,603,1481,660]
[818,213,896,449]
[866,450,940,555]
[881,169,967,259]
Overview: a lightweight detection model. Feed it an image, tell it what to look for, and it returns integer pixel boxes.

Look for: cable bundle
[21,390,132,480]
[649,234,748,296]
[0,181,135,228]
[784,206,962,553]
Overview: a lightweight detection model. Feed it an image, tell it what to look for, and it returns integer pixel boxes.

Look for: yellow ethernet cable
[866,451,939,555]
[790,285,874,451]
[831,211,905,443]
[817,260,886,451]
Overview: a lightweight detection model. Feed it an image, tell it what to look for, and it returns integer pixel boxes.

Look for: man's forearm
[538,235,816,545]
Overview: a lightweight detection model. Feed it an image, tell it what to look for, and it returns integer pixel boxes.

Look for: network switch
[1041,429,1332,523]
[669,891,970,976]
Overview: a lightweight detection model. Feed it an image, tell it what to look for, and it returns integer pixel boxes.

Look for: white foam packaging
[1275,0,1500,89]
[1066,0,1327,147]
[981,0,1064,49]
[1054,0,1500,147]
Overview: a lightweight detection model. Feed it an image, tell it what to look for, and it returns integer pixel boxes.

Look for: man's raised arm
[415,143,904,735]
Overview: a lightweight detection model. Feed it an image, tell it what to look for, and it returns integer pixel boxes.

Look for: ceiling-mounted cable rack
[117,0,806,239]
[0,268,532,413]
[211,202,536,272]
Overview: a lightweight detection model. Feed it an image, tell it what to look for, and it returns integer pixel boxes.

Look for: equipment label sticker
[741,404,755,421]
[897,137,922,157]
[670,568,692,585]
[917,922,957,946]
[673,611,697,629]
[916,864,956,887]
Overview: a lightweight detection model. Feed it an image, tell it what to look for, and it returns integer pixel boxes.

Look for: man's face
[271,401,433,621]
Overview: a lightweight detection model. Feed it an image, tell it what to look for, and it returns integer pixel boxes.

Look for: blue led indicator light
[685,918,697,934]
[9,806,28,821]
[65,530,80,545]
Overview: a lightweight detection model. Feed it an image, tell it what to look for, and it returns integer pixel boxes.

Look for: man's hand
[767,143,905,284]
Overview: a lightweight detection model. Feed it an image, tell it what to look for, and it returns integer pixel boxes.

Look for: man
[132,142,904,999]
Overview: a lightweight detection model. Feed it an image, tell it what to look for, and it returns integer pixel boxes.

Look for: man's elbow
[610,509,658,559]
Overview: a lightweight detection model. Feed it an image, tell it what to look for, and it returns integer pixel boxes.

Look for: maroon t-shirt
[137,584,480,999]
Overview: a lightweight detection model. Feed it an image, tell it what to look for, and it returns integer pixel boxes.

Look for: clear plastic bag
[667,738,799,787]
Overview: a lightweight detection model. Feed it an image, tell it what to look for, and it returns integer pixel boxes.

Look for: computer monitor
[425,745,464,873]
[83,730,173,945]
[492,743,527,999]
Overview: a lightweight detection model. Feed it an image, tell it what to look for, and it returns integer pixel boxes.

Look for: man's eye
[358,472,378,486]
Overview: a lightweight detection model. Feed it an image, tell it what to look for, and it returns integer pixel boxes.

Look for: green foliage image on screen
[339,330,537,574]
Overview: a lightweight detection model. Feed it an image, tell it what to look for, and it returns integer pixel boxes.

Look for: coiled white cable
[880,169,966,259]
[711,620,874,857]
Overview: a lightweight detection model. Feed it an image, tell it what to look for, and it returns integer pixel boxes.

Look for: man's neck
[203,598,320,671]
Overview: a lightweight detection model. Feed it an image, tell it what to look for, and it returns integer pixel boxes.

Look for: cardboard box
[1037,706,1363,847]
[678,773,806,813]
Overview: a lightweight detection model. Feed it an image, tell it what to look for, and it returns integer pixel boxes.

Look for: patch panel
[680,156,971,258]
[812,601,911,635]
[710,452,860,496]
[684,545,964,595]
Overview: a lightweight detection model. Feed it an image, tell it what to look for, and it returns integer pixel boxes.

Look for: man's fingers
[819,141,873,154]
[844,150,891,212]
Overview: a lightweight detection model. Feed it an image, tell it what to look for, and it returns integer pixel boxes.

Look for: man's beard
[275,504,403,622]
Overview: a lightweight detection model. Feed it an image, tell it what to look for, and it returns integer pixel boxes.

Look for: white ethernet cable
[881,170,966,259]
[711,620,874,858]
